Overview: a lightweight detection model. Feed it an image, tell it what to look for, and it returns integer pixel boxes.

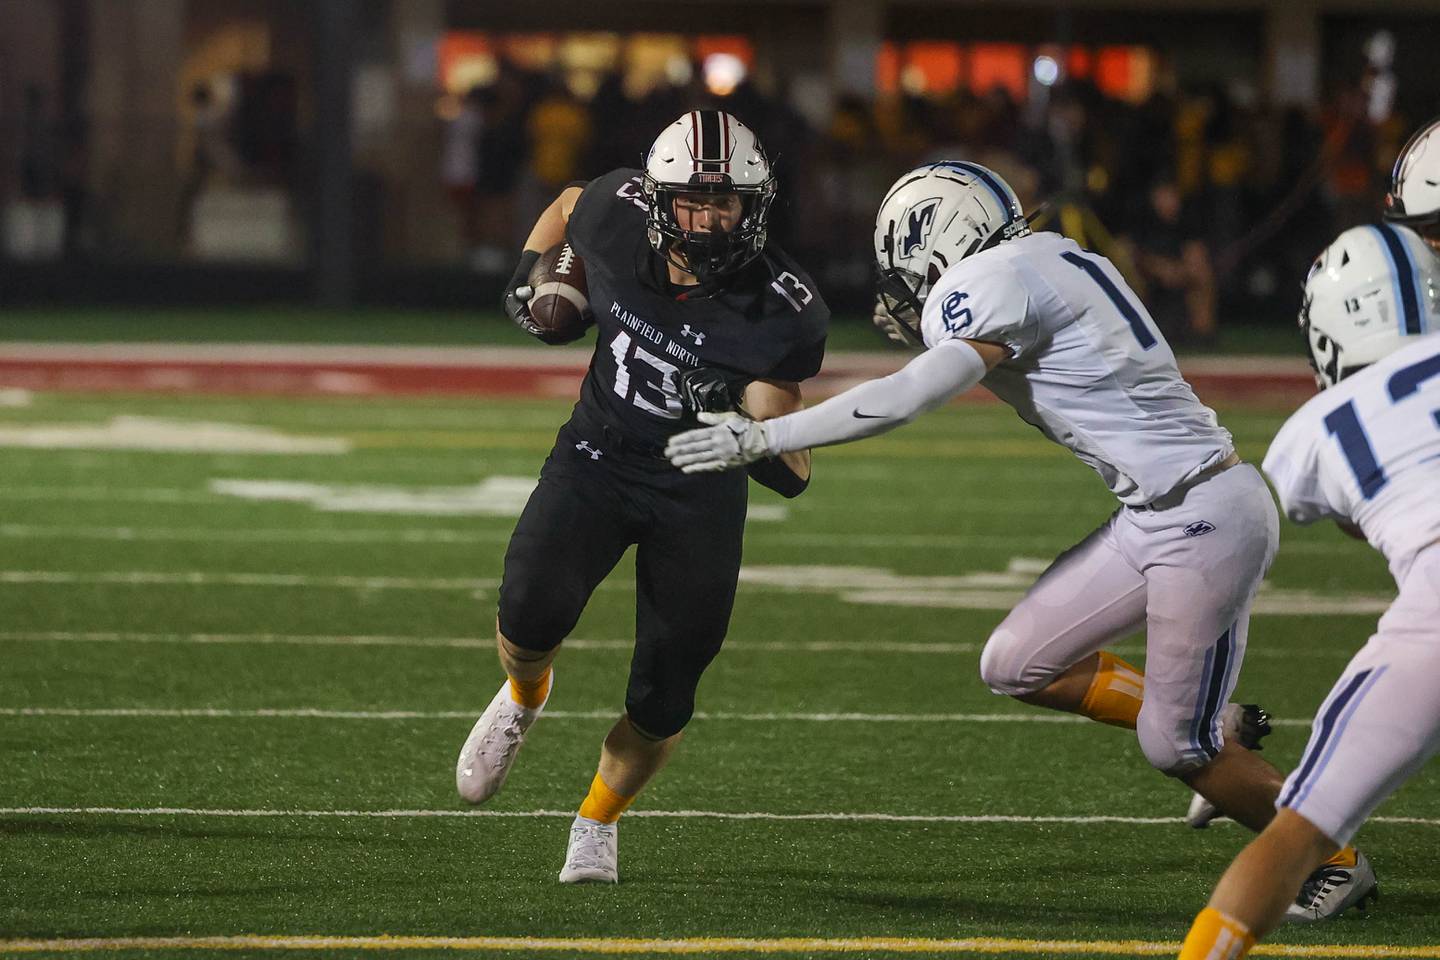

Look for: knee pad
[624,690,693,740]
[1136,705,1215,776]
[979,627,1051,697]
[497,583,578,652]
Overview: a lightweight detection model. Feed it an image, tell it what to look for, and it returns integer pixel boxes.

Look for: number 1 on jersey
[1060,251,1158,350]
[1324,401,1388,499]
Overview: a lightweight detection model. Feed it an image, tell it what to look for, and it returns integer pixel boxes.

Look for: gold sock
[508,667,552,710]
[577,772,635,824]
[1078,650,1145,728]
[1324,846,1359,868]
[1179,907,1255,960]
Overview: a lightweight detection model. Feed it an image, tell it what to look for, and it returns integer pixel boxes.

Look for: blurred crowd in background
[430,57,1413,339]
[1,16,1428,333]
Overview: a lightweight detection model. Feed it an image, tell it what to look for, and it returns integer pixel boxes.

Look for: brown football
[526,241,593,344]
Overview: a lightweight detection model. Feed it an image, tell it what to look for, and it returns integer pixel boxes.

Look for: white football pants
[1280,541,1440,846]
[979,463,1279,774]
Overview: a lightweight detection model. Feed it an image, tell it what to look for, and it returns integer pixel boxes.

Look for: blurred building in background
[0,0,1436,328]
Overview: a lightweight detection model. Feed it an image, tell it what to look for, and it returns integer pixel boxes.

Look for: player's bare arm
[504,186,584,340]
[742,378,810,482]
[522,185,583,251]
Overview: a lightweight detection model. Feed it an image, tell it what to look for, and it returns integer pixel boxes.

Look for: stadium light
[703,53,746,96]
[1033,55,1060,87]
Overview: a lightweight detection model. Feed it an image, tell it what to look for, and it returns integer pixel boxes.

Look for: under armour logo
[1183,521,1216,538]
[575,441,603,460]
[680,324,706,346]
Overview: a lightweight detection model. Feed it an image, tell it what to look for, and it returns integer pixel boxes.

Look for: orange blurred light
[970,43,1027,100]
[438,32,492,93]
[876,41,900,95]
[906,42,964,95]
[1096,46,1153,102]
[693,35,754,68]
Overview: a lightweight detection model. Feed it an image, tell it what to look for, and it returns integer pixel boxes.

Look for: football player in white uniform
[1178,224,1439,957]
[667,161,1366,903]
[1184,113,1440,836]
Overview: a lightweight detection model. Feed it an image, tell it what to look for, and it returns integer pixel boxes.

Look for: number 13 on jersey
[1325,352,1440,499]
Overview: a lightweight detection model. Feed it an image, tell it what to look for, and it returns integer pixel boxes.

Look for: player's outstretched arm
[665,339,1004,473]
[504,186,585,340]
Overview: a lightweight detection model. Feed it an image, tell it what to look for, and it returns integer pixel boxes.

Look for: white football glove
[872,295,921,348]
[664,411,771,473]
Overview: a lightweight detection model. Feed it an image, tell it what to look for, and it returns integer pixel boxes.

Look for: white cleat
[558,815,619,884]
[1186,791,1222,829]
[1185,702,1273,828]
[1285,850,1378,922]
[455,675,550,804]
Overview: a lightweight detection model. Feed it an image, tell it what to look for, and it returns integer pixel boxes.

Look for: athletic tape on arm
[764,338,988,455]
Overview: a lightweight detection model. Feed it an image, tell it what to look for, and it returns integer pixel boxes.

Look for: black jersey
[564,168,829,450]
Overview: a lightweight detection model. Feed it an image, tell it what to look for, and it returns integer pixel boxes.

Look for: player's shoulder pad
[759,245,830,333]
[567,168,648,266]
[1261,399,1324,496]
[920,254,1028,350]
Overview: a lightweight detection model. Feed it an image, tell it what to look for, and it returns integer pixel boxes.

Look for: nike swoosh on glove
[664,412,771,473]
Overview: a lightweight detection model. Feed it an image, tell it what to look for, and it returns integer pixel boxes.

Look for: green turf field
[1,391,1435,960]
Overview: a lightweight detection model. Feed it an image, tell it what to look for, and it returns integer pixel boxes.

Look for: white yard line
[0,522,1364,556]
[0,568,1391,617]
[0,486,227,503]
[0,630,1358,658]
[0,806,1432,829]
[0,631,971,654]
[0,705,1313,728]
[0,570,497,590]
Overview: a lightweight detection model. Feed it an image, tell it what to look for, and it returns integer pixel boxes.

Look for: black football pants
[497,415,748,738]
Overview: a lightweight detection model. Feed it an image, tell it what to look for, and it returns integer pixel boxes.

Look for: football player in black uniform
[455,110,829,883]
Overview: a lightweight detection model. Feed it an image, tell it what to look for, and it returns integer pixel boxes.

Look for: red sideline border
[0,345,1318,406]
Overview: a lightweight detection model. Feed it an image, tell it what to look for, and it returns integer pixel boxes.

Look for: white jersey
[1263,333,1440,582]
[920,231,1233,505]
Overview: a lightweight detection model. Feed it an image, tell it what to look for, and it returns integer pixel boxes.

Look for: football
[526,241,593,344]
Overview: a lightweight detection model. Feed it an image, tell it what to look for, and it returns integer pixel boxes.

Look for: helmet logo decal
[901,198,943,258]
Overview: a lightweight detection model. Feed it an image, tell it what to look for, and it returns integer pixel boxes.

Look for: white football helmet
[1301,222,1440,388]
[873,161,1029,344]
[642,110,775,283]
[1384,116,1440,243]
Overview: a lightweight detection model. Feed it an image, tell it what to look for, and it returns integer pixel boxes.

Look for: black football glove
[503,249,545,340]
[678,367,735,416]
